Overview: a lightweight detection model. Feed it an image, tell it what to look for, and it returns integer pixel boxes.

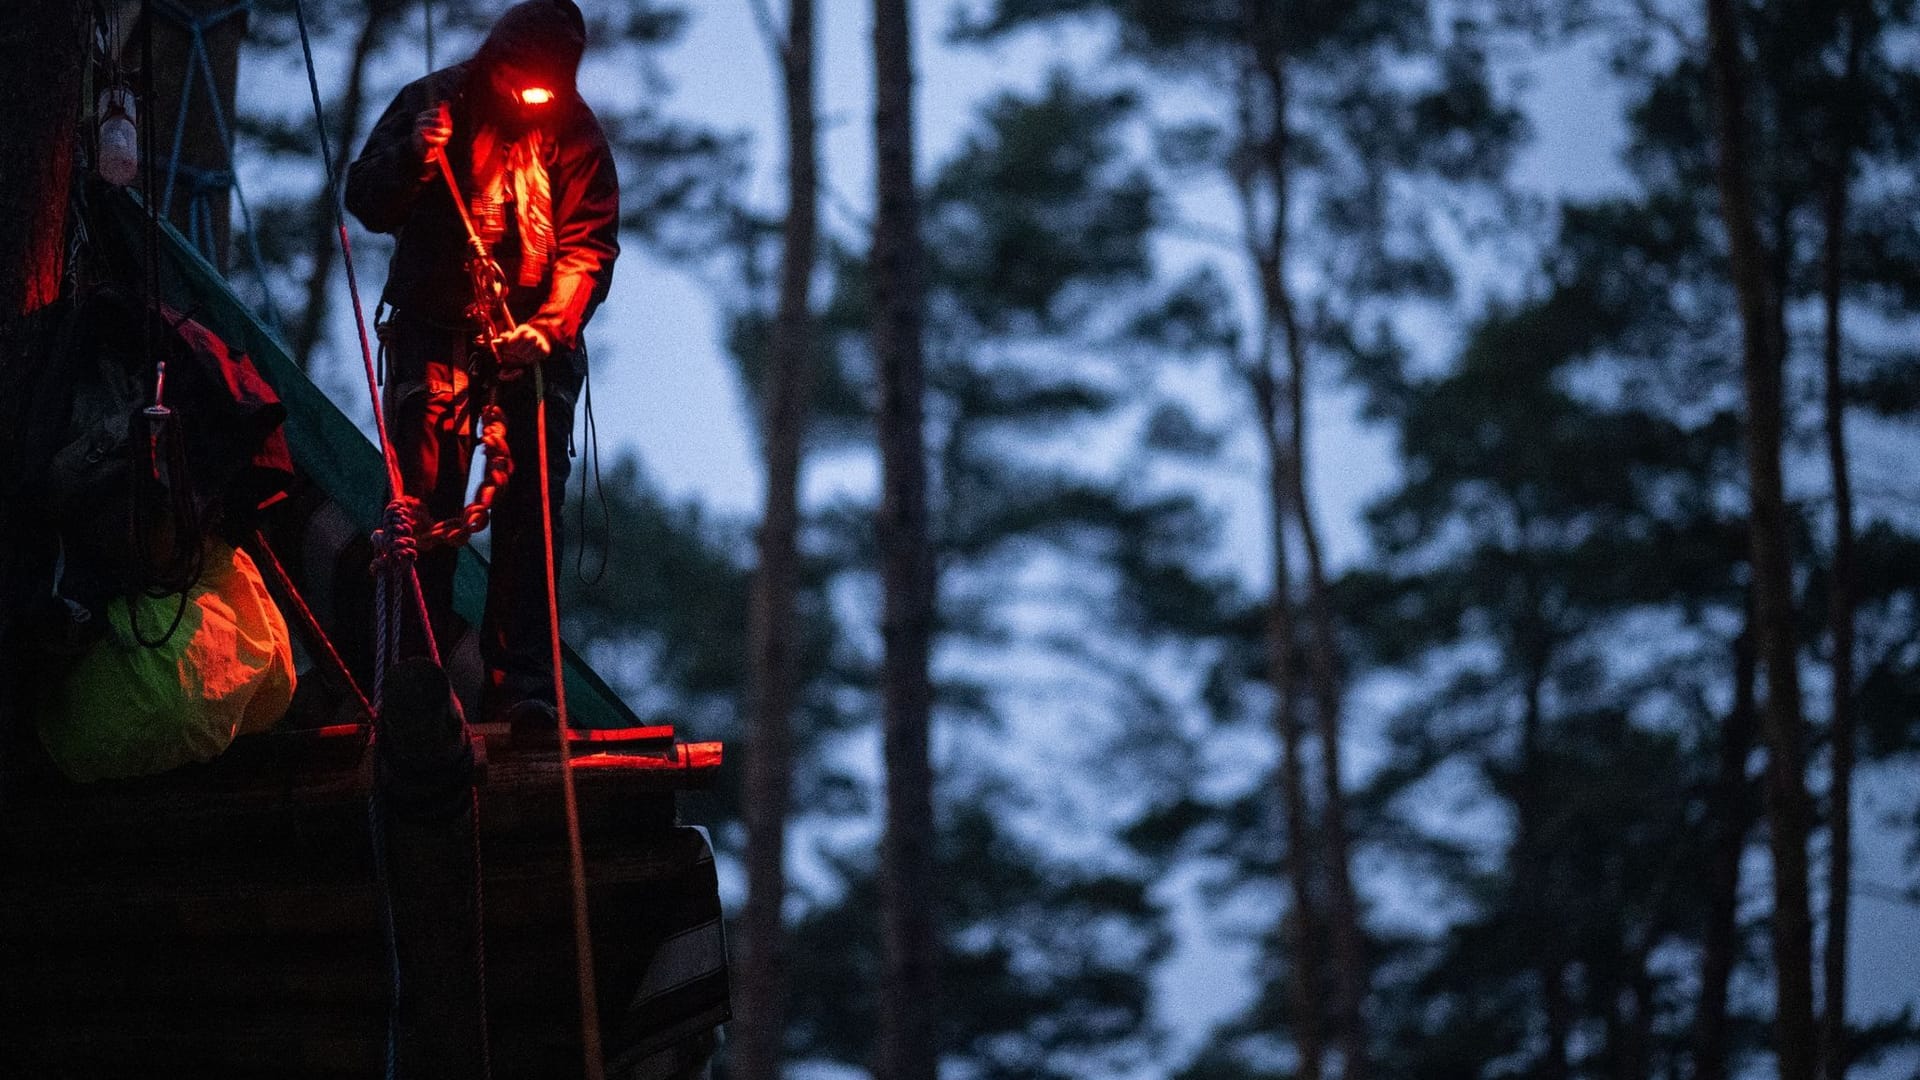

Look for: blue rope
[147,0,284,333]
[181,15,283,333]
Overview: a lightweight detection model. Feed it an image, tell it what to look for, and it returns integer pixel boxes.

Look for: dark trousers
[382,315,578,717]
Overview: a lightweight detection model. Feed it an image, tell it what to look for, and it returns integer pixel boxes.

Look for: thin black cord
[140,0,157,362]
[574,368,608,584]
[126,0,198,649]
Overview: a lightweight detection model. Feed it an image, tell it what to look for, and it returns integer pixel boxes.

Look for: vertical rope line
[151,0,284,329]
[158,18,195,215]
[290,0,402,496]
[293,0,444,678]
[286,9,483,1078]
[372,572,390,713]
[536,365,605,1080]
[470,783,493,1080]
[368,782,402,1080]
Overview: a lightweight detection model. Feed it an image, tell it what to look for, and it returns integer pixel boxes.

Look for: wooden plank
[0,846,704,940]
[1,735,716,869]
[0,828,724,1077]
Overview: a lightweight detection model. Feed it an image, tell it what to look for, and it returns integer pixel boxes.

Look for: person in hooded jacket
[346,0,618,728]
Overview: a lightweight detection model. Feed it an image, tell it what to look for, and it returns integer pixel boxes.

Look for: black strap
[573,366,607,585]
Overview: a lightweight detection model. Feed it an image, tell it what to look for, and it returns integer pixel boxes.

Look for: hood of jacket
[473,0,587,100]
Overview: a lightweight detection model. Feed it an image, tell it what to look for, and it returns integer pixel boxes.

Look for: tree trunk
[1236,39,1328,1068]
[870,1,939,1078]
[1696,615,1758,1080]
[1274,165,1369,1080]
[1518,627,1571,1080]
[1703,3,1818,1077]
[1251,31,1374,1068]
[0,0,87,796]
[1253,357,1324,1080]
[291,4,390,371]
[1820,13,1864,1079]
[1618,958,1656,1080]
[0,4,84,325]
[736,2,818,1077]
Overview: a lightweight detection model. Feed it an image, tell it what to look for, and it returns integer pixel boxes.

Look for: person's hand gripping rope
[412,100,553,376]
[410,101,453,157]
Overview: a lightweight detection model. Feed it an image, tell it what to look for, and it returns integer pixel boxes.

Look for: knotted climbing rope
[289,8,486,1080]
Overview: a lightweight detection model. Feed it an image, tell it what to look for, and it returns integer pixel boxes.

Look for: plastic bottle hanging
[97,86,139,187]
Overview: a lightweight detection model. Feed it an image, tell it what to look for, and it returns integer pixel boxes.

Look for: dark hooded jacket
[345,0,618,352]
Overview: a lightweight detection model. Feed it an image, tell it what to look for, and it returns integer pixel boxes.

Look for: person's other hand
[410,102,452,158]
[493,324,552,376]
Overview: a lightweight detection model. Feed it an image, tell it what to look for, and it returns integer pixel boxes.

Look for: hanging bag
[38,540,296,782]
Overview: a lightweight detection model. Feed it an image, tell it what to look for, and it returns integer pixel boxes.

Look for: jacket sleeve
[345,81,437,236]
[529,114,621,351]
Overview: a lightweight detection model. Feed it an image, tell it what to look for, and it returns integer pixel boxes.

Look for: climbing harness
[369,309,516,552]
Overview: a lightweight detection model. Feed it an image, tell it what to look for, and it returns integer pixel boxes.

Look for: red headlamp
[518,87,555,106]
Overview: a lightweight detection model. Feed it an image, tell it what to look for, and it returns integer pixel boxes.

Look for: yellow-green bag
[39,541,297,782]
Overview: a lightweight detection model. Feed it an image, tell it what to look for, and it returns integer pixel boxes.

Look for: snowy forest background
[209,0,1920,1076]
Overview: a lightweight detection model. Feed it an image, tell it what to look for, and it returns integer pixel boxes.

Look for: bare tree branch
[745,0,787,65]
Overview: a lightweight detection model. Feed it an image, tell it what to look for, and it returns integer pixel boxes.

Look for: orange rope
[434,135,603,1077]
[535,364,606,1080]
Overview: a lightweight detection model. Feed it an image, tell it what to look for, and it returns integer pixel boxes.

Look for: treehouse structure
[0,7,729,1077]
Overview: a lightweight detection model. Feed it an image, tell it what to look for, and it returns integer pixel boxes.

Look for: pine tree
[760,68,1215,1077]
[1342,282,1750,1076]
[965,4,1522,1073]
[1702,5,1817,1071]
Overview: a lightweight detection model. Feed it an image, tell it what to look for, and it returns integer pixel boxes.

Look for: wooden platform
[0,723,729,1079]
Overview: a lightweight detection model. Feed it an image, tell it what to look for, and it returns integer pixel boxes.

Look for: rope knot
[370,494,426,574]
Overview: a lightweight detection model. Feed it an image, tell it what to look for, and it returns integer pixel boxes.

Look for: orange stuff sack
[38,541,296,782]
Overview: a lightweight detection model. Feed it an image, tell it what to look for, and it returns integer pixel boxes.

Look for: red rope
[250,529,373,721]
